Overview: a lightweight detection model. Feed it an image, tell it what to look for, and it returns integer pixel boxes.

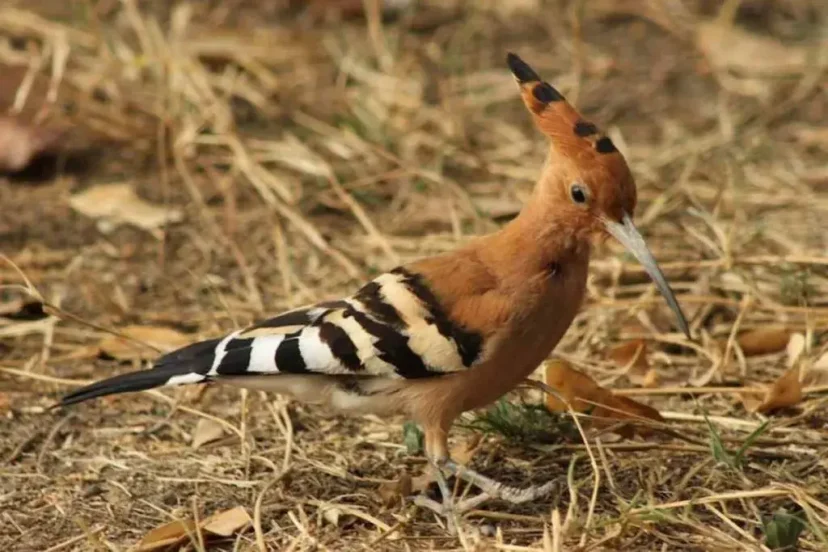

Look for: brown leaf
[544,360,608,413]
[0,115,65,173]
[607,339,658,387]
[68,183,183,237]
[736,327,791,356]
[135,519,197,552]
[543,360,663,437]
[191,418,226,450]
[603,395,663,424]
[98,325,190,361]
[135,506,251,551]
[738,388,765,414]
[741,356,828,414]
[201,506,251,537]
[757,366,802,413]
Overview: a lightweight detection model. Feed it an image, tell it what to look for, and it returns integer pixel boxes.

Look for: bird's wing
[58,266,486,407]
[211,266,485,379]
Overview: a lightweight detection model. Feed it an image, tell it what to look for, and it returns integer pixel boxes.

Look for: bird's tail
[56,338,222,407]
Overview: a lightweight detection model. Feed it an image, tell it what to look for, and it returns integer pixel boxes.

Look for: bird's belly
[219,374,408,416]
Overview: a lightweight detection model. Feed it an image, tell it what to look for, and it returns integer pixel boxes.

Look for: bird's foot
[442,459,558,504]
[412,458,557,532]
[412,458,462,533]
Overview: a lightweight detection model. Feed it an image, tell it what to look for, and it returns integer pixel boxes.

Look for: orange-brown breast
[405,225,591,417]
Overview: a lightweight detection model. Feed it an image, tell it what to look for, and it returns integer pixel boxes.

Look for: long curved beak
[603,213,691,339]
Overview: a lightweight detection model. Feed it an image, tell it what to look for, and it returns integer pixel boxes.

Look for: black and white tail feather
[57,267,484,408]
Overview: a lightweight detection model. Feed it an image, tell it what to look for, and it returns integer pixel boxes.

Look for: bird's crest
[506,53,620,160]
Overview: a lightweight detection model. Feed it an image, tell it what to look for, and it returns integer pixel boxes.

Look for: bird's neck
[481,198,591,285]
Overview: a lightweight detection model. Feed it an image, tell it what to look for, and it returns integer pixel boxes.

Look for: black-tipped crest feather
[506,52,539,83]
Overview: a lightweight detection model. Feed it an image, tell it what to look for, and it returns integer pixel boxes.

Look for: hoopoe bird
[58,53,690,520]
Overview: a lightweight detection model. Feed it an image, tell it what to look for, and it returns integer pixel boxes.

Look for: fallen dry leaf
[68,183,183,237]
[756,366,802,414]
[136,520,197,552]
[191,418,226,449]
[98,325,190,361]
[741,355,828,413]
[201,506,251,536]
[0,115,65,172]
[735,327,791,356]
[544,360,607,413]
[135,506,251,552]
[607,339,659,388]
[544,360,663,437]
[738,388,764,413]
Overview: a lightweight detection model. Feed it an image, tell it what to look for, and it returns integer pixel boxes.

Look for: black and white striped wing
[210,267,484,380]
[58,267,484,407]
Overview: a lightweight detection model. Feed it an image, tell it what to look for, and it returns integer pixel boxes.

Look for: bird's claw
[441,459,559,504]
[413,457,558,535]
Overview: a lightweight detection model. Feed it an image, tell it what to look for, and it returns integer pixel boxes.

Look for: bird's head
[508,52,690,338]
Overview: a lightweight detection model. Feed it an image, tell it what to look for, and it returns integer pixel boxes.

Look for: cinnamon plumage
[59,53,690,520]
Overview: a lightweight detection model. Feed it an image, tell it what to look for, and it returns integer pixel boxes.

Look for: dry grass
[1,0,828,550]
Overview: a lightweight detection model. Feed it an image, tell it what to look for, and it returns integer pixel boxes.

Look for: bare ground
[1,1,828,550]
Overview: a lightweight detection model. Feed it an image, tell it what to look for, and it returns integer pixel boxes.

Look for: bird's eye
[570,184,588,205]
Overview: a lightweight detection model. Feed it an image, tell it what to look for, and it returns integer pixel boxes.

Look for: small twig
[42,526,104,552]
[254,471,289,552]
[4,429,43,465]
[527,379,600,545]
[41,302,164,354]
[367,518,407,546]
[629,487,789,514]
[191,496,206,552]
[36,413,73,474]
[327,173,399,265]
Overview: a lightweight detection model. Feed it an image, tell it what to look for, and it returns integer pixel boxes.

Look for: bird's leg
[412,456,455,518]
[431,457,454,507]
[412,425,463,533]
[442,459,558,504]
